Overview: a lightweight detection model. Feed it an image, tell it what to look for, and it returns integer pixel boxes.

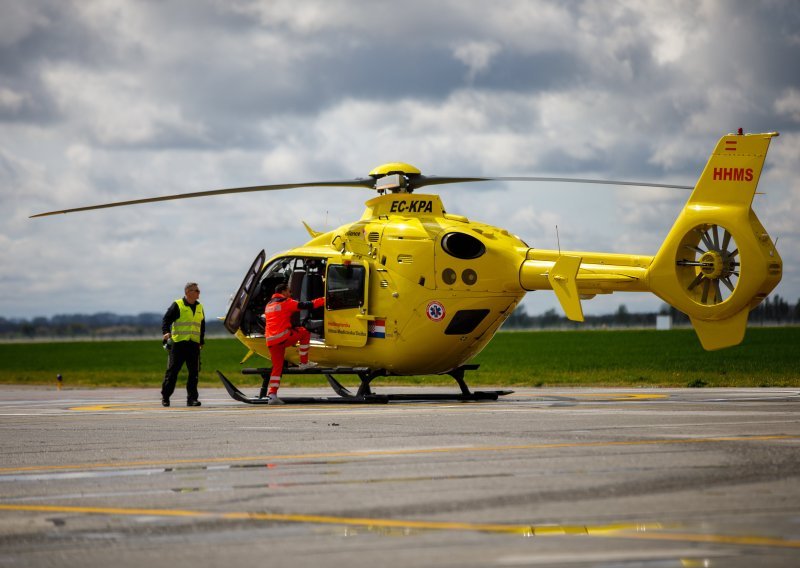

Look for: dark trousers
[161,341,200,401]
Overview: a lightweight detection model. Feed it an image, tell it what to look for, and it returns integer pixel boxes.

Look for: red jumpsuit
[264,293,325,395]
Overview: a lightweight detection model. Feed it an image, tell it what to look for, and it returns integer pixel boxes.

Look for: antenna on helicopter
[556,225,561,255]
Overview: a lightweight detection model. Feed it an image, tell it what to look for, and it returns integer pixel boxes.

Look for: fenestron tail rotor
[676,224,740,306]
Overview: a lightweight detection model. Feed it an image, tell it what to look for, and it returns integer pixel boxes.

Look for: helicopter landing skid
[216,365,512,405]
[217,370,387,404]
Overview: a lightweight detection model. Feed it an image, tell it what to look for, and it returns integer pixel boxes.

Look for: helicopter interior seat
[288,269,305,298]
[288,269,305,327]
[241,291,267,336]
[241,307,264,336]
[306,272,325,299]
[302,272,325,336]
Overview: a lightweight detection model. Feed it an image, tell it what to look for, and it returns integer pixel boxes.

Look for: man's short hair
[274,282,289,294]
[184,282,199,292]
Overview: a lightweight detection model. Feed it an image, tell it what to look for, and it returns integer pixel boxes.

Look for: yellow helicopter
[33,131,782,404]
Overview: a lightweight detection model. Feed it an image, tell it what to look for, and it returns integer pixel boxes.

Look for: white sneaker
[297,361,318,370]
[267,394,285,405]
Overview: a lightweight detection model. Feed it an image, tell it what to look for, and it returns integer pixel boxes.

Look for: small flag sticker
[368,319,386,339]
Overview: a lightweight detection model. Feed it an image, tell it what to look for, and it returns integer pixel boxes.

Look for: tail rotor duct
[676,224,739,306]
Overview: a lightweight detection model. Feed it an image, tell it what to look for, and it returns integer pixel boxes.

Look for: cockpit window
[441,232,486,259]
[326,264,366,310]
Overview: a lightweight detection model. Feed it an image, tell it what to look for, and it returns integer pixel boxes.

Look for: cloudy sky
[2,0,799,322]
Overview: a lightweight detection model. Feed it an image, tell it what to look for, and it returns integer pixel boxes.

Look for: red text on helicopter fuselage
[713,167,753,182]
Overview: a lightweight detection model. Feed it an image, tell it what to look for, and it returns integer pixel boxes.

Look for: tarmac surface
[0,384,799,567]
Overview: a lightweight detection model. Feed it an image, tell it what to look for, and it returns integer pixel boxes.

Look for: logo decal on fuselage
[426,301,446,322]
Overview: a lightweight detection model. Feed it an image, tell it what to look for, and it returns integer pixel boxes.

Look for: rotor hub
[369,162,421,194]
[699,251,724,278]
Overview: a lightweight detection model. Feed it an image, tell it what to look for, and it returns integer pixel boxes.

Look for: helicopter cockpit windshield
[238,256,327,339]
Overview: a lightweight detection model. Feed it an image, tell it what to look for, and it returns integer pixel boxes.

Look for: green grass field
[1,327,798,389]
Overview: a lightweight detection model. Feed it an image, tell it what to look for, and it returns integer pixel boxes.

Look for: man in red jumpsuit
[264,282,325,404]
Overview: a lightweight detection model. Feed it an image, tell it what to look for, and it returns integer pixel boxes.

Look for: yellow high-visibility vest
[171,299,204,343]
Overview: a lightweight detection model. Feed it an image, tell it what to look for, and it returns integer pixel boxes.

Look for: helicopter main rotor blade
[414,175,693,191]
[31,171,693,218]
[30,178,376,218]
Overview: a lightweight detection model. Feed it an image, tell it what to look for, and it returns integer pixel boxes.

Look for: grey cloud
[470,50,587,93]
[0,2,117,123]
[5,1,799,155]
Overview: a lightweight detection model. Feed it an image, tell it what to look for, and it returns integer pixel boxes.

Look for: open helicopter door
[223,250,266,334]
[324,259,369,347]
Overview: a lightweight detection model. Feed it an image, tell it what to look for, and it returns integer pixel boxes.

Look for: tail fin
[647,132,782,350]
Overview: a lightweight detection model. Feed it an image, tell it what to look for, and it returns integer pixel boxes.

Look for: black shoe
[187,400,202,407]
[162,399,170,407]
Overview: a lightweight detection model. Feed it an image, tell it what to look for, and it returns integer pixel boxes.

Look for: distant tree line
[1,295,798,338]
[502,294,800,330]
[0,312,225,340]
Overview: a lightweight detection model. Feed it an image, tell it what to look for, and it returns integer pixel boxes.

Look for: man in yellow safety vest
[161,282,205,407]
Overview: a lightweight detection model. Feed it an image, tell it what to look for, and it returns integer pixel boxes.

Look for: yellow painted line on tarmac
[0,504,212,519]
[613,528,800,549]
[68,392,667,412]
[1,504,798,549]
[0,503,650,535]
[577,393,667,400]
[0,503,647,535]
[71,403,165,412]
[0,435,796,474]
[68,403,394,412]
[514,393,668,401]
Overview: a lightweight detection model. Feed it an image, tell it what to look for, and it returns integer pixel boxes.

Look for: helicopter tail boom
[519,249,652,319]
[518,132,782,350]
[646,131,782,349]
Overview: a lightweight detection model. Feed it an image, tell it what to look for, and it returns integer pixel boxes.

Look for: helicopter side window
[326,264,365,310]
